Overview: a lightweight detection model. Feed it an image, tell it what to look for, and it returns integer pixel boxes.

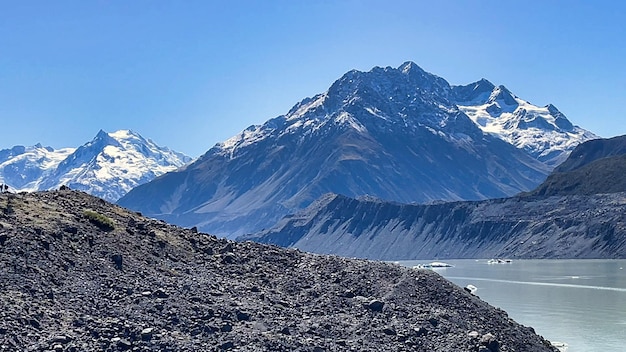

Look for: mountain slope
[0,130,191,202]
[553,134,626,173]
[119,62,564,237]
[523,135,626,197]
[243,192,626,260]
[452,80,598,167]
[246,135,626,260]
[0,190,558,351]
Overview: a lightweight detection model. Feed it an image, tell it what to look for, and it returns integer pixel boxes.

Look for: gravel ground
[0,190,557,351]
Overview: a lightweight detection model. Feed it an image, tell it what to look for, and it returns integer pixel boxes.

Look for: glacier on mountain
[451,80,597,167]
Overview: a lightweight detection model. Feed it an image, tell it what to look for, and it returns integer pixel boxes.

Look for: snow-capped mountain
[0,144,75,191]
[0,130,191,201]
[452,79,598,167]
[118,61,590,238]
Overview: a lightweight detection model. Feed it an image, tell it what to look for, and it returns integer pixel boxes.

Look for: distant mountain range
[243,135,626,260]
[118,62,597,237]
[0,130,191,201]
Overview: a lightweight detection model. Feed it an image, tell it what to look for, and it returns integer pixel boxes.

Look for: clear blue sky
[2,0,625,157]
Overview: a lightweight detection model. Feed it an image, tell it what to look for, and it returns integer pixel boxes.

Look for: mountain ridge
[522,135,626,197]
[242,191,626,260]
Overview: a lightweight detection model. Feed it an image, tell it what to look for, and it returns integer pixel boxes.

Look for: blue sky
[2,0,625,157]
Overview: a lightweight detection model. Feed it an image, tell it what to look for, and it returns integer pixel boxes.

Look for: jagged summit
[217,62,474,160]
[486,85,518,107]
[0,130,191,201]
[219,62,595,169]
[398,60,421,73]
[452,78,496,105]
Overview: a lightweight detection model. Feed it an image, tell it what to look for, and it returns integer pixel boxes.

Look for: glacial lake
[397,259,626,352]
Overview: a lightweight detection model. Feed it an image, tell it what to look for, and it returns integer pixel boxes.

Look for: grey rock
[367,299,385,312]
[382,327,396,335]
[140,327,154,341]
[117,338,132,350]
[481,333,500,352]
[51,335,70,343]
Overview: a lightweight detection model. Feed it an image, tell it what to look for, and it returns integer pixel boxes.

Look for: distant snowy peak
[0,130,191,201]
[43,129,192,201]
[0,144,75,190]
[453,82,598,167]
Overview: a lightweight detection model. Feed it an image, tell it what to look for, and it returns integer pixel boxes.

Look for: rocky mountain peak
[317,62,470,136]
[487,85,518,107]
[398,60,423,74]
[453,80,597,167]
[119,62,558,237]
[451,79,496,105]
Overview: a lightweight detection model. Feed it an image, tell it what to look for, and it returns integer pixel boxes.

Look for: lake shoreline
[397,259,626,352]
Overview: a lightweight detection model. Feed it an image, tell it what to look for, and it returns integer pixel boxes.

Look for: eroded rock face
[0,190,557,351]
[246,192,626,260]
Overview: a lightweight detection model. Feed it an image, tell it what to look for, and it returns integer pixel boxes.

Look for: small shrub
[83,210,115,231]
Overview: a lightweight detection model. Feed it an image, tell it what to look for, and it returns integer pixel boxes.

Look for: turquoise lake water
[398,259,626,352]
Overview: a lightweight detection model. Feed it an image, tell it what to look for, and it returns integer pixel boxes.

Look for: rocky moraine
[0,190,557,351]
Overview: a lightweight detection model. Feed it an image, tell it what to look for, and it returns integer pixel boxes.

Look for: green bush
[83,210,115,231]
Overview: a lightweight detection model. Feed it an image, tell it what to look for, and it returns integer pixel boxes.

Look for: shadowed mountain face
[553,135,626,173]
[523,135,626,197]
[118,62,594,238]
[0,190,558,351]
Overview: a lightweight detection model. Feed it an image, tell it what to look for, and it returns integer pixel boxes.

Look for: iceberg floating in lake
[413,262,454,269]
[464,284,478,295]
[487,258,513,264]
[551,341,568,351]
